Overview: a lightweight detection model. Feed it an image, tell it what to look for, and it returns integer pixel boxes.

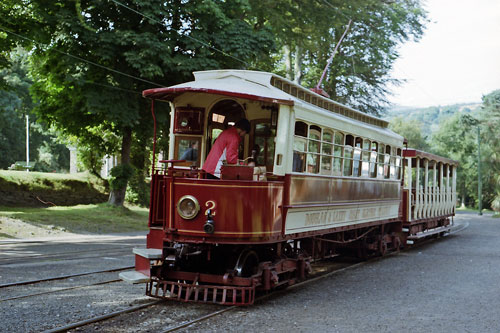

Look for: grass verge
[0,203,148,237]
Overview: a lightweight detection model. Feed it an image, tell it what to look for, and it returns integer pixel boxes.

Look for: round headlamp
[177,195,200,220]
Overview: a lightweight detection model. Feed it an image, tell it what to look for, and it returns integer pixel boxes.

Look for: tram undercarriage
[145,222,405,305]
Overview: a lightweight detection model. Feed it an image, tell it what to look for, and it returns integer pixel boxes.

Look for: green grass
[0,203,149,234]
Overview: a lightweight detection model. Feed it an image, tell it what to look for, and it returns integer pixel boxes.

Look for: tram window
[321,130,333,175]
[370,142,378,178]
[307,126,321,174]
[384,145,391,179]
[295,121,308,137]
[353,137,362,177]
[343,135,354,176]
[307,153,320,173]
[377,143,385,178]
[321,155,332,175]
[175,136,201,167]
[396,148,402,179]
[390,147,397,179]
[322,130,333,143]
[253,122,276,172]
[333,132,344,176]
[293,137,306,172]
[361,139,370,177]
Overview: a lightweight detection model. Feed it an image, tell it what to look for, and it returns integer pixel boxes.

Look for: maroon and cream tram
[120,70,458,305]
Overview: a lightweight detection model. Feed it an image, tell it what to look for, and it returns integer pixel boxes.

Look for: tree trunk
[108,127,132,206]
[283,45,292,80]
[294,44,302,85]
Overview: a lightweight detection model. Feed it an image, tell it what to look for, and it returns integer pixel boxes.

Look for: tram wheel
[234,249,259,277]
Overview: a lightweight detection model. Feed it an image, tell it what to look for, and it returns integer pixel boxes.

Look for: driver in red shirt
[202,119,250,179]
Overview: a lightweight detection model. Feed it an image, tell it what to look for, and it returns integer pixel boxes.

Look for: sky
[388,0,500,107]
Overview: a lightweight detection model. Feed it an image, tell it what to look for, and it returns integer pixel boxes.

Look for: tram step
[119,271,151,284]
[133,248,163,259]
[407,225,451,240]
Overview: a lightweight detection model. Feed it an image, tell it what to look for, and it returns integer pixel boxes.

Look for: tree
[478,90,500,211]
[251,0,428,115]
[389,116,429,151]
[431,114,480,208]
[3,0,276,206]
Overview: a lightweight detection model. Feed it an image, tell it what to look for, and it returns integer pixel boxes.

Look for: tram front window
[253,122,276,172]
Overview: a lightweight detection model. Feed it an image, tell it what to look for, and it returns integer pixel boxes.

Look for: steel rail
[0,278,122,302]
[0,247,133,265]
[0,266,133,288]
[42,300,163,333]
[38,222,469,333]
[161,223,469,332]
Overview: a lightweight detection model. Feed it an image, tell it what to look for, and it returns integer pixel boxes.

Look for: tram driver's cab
[172,97,278,179]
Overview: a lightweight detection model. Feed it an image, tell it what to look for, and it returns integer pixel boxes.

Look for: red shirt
[202,127,241,178]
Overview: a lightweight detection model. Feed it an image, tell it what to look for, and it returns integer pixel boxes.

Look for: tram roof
[143,70,389,129]
[404,148,459,166]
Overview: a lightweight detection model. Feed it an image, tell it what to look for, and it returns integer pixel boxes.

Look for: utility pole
[26,114,30,173]
[478,126,482,215]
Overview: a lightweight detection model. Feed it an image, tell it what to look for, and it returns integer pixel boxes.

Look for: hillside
[385,102,481,136]
[0,171,108,207]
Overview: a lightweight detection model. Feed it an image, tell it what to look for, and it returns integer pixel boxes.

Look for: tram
[120,70,458,305]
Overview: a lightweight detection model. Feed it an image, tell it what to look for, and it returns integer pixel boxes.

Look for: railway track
[12,223,468,332]
[0,247,134,266]
[40,258,369,332]
[0,266,133,288]
[0,278,122,302]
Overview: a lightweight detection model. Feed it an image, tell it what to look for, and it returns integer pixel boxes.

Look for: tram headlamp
[177,195,200,220]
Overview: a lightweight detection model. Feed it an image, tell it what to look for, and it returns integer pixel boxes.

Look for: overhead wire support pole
[315,19,352,90]
[478,126,482,215]
[26,114,29,172]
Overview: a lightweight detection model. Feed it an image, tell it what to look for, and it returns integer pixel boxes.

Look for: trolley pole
[477,126,482,215]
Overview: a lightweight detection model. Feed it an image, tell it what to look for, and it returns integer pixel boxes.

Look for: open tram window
[293,121,308,172]
[333,132,344,176]
[321,130,333,175]
[307,125,321,174]
[206,99,246,161]
[370,142,378,178]
[343,134,354,176]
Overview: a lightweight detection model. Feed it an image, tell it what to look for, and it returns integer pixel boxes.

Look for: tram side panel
[283,175,402,235]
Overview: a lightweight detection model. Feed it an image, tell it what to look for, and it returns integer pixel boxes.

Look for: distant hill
[385,102,481,136]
